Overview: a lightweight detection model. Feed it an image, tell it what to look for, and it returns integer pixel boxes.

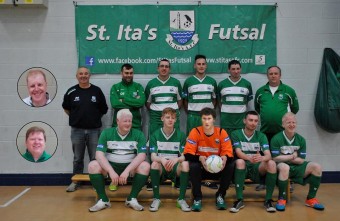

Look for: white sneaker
[149,198,161,212]
[89,199,111,212]
[176,199,191,212]
[125,198,144,211]
[66,182,79,192]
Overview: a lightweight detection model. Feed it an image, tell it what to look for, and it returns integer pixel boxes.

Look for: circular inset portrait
[17,67,57,107]
[16,122,58,163]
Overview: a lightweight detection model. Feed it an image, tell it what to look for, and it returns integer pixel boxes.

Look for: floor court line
[0,187,31,208]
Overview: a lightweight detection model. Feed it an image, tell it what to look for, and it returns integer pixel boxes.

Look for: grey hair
[117,109,132,120]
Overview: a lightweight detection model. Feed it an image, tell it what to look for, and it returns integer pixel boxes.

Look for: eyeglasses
[159,65,170,68]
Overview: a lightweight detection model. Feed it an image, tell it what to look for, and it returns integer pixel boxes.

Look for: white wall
[0,0,339,173]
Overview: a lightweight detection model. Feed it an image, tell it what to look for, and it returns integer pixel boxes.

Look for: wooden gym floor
[1,183,337,221]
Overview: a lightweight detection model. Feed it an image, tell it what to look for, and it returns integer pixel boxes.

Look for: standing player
[148,108,191,212]
[184,108,234,212]
[271,112,324,211]
[183,54,217,135]
[110,63,145,130]
[145,59,182,136]
[218,60,253,135]
[229,111,277,213]
[87,109,150,212]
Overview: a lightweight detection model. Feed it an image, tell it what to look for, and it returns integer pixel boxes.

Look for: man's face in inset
[27,72,47,105]
[26,132,46,157]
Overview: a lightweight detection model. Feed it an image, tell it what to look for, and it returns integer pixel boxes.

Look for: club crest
[166,11,199,50]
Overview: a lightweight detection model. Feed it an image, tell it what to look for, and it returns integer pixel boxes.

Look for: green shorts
[160,162,179,183]
[109,162,134,181]
[245,162,261,183]
[289,161,309,185]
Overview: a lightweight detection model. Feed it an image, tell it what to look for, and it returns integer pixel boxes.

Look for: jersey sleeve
[136,131,147,154]
[297,135,307,159]
[96,129,108,153]
[176,80,183,100]
[144,82,151,103]
[259,132,270,152]
[220,129,233,157]
[288,87,299,114]
[270,134,281,158]
[184,129,199,155]
[97,87,108,115]
[182,79,188,100]
[149,132,158,154]
[247,82,254,102]
[179,131,187,154]
[254,88,261,113]
[212,79,218,99]
[62,89,71,110]
[230,130,242,151]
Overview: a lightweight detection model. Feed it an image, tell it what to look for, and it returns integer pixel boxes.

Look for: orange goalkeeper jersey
[184,126,233,158]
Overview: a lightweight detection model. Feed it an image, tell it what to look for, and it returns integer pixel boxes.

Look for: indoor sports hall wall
[0,0,339,183]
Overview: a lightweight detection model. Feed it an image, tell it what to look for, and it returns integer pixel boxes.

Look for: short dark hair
[158,59,170,68]
[200,107,216,119]
[267,65,281,74]
[26,126,46,141]
[195,54,206,62]
[228,60,241,69]
[244,110,259,119]
[121,63,133,72]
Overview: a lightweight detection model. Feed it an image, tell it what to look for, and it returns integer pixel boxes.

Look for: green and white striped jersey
[183,75,217,114]
[145,76,182,111]
[149,128,186,159]
[218,77,253,129]
[96,127,147,163]
[231,129,269,157]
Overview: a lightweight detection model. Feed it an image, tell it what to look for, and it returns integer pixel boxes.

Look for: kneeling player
[88,109,150,212]
[149,107,191,212]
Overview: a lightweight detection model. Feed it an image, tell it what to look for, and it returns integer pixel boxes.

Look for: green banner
[76,5,276,74]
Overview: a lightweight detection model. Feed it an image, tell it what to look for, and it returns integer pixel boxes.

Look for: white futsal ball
[206,155,223,173]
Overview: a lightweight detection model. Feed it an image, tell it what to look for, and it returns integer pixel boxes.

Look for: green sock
[128,173,148,200]
[179,172,189,200]
[89,174,109,202]
[277,179,288,200]
[150,169,161,199]
[264,172,277,200]
[234,168,246,200]
[307,175,321,199]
